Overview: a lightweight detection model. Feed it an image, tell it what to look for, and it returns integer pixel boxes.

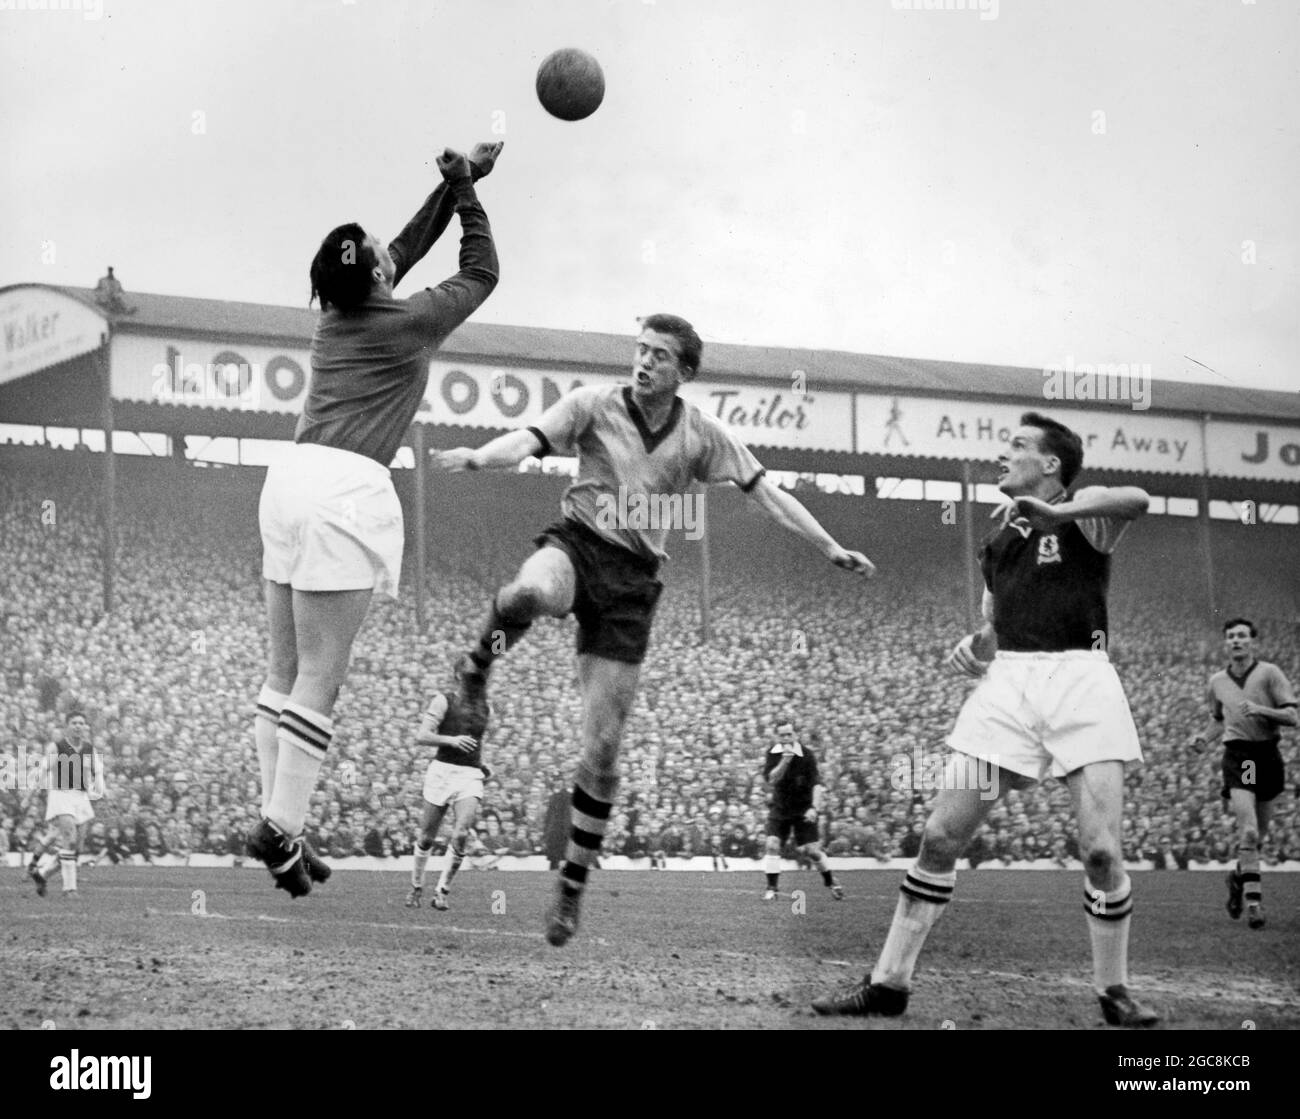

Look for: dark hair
[65,709,88,724]
[639,313,702,377]
[1020,411,1084,488]
[310,223,378,312]
[1222,617,1257,637]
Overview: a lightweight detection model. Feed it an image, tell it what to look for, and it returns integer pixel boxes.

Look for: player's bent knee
[1082,846,1119,880]
[919,823,963,867]
[579,722,624,769]
[266,668,296,694]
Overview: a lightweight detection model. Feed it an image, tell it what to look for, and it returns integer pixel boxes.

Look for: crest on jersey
[1037,534,1062,565]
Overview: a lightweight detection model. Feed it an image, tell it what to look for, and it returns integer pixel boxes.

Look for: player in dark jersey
[762,723,843,901]
[814,411,1159,1027]
[435,314,874,946]
[406,665,494,911]
[1191,617,1298,929]
[27,710,104,898]
[247,143,501,897]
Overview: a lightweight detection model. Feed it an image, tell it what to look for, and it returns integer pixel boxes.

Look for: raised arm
[1000,485,1150,535]
[1063,486,1150,521]
[404,149,499,345]
[744,476,875,575]
[389,143,502,289]
[766,751,792,785]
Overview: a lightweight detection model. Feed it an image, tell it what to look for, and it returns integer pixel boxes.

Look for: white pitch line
[10,908,549,940]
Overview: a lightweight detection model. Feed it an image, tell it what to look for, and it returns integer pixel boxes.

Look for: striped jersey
[1209,660,1297,743]
[295,178,498,466]
[528,384,765,563]
[981,489,1132,653]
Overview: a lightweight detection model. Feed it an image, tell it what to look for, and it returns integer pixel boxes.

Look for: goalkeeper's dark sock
[821,869,835,887]
[468,593,534,675]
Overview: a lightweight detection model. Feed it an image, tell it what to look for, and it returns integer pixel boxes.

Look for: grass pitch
[2,867,1296,1030]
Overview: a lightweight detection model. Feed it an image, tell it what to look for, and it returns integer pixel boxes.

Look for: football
[536,47,605,121]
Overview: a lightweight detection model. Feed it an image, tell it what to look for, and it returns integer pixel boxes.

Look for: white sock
[412,844,431,887]
[255,684,289,815]
[59,851,77,891]
[1084,874,1133,992]
[872,866,956,990]
[266,702,333,836]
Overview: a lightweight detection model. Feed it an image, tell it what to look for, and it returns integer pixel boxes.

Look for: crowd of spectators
[2,448,1298,870]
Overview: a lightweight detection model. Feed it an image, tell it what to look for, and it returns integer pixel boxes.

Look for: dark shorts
[766,810,819,847]
[535,519,663,665]
[1221,739,1285,803]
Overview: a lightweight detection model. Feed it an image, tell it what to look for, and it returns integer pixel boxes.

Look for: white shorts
[46,789,94,826]
[947,650,1143,782]
[259,442,403,599]
[422,760,485,808]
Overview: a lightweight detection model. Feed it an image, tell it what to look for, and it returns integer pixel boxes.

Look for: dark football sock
[468,594,534,673]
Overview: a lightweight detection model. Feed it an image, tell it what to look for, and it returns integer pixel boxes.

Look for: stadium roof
[48,284,1300,424]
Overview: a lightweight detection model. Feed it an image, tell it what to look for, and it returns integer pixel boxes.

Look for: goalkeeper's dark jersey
[295,178,498,467]
[764,747,819,817]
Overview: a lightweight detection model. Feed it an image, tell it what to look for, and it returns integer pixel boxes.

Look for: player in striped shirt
[435,313,875,946]
[247,143,501,897]
[1192,617,1298,929]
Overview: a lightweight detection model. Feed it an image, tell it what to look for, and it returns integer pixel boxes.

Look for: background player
[762,722,843,901]
[406,667,493,911]
[247,142,501,896]
[27,710,104,898]
[435,313,874,946]
[812,412,1158,1027]
[1192,617,1298,929]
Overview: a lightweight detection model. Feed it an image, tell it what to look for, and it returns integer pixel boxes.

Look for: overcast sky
[2,0,1296,392]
